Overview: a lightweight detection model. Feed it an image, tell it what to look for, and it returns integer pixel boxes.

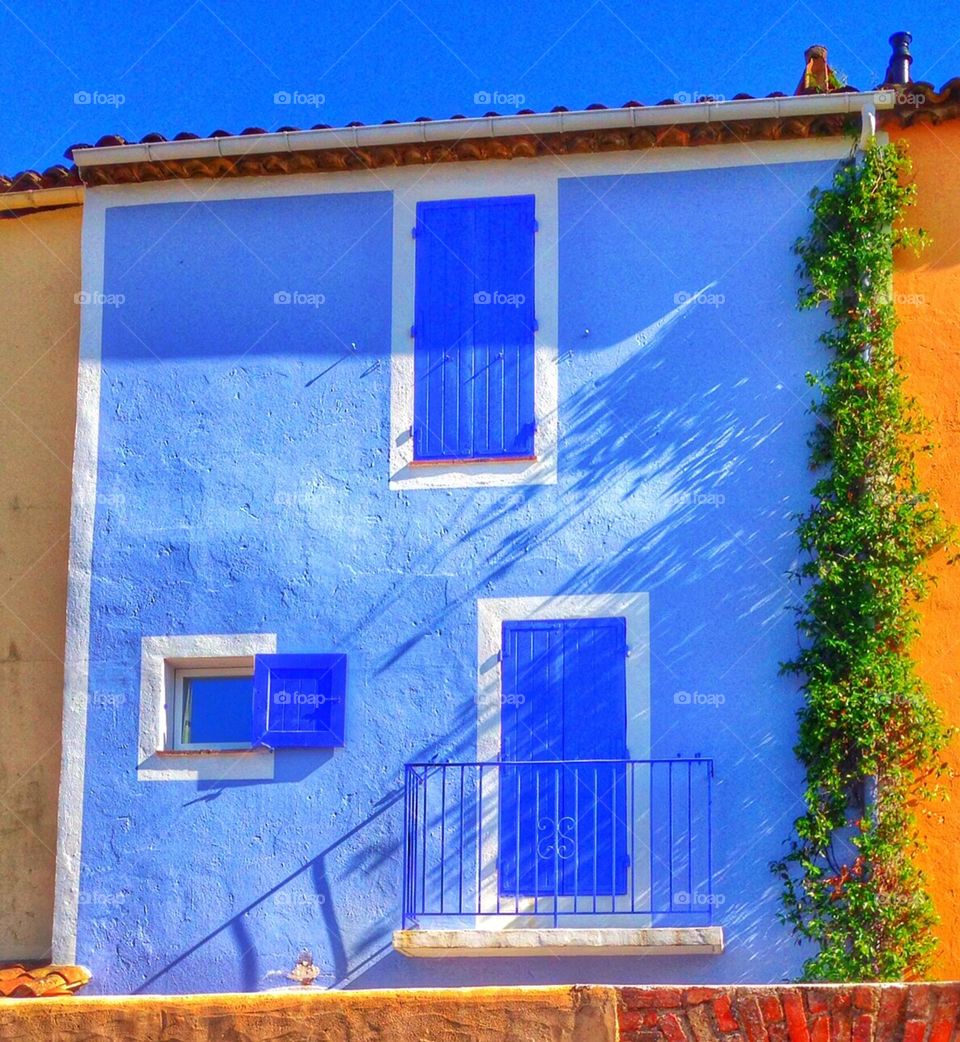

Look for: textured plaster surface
[0,207,81,959]
[69,154,838,992]
[892,119,960,979]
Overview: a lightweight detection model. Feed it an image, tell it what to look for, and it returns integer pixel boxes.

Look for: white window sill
[389,453,556,490]
[393,926,724,958]
[137,747,274,783]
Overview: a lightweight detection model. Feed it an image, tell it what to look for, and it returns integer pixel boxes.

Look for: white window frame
[137,633,276,782]
[389,167,559,490]
[171,665,255,752]
[474,594,651,930]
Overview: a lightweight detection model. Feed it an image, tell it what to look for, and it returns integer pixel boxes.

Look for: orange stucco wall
[891,119,960,978]
[0,206,81,959]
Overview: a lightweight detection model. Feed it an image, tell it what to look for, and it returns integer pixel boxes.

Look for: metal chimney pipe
[885,31,913,85]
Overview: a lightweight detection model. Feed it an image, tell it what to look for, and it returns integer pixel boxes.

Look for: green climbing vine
[773,139,953,981]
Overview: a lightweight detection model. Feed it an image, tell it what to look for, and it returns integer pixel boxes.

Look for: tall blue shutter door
[498,618,628,900]
[413,196,536,461]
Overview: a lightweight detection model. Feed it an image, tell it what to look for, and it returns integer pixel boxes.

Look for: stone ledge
[0,986,617,1042]
[393,926,725,957]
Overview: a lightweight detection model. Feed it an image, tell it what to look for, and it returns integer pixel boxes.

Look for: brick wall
[618,985,960,1042]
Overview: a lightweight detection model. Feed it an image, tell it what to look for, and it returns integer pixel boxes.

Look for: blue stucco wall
[76,156,836,993]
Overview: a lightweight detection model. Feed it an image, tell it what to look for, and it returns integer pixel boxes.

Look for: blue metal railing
[402,757,715,928]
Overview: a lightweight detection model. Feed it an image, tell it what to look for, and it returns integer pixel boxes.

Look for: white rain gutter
[71,90,897,172]
[0,185,84,213]
[859,100,879,149]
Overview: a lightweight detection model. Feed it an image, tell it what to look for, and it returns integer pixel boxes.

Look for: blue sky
[1,1,957,177]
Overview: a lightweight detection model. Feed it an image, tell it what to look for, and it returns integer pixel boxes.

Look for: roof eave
[72,90,897,171]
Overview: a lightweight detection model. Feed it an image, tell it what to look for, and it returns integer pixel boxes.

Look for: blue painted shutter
[499,618,628,898]
[560,619,629,898]
[413,195,536,461]
[252,654,346,748]
[500,621,564,896]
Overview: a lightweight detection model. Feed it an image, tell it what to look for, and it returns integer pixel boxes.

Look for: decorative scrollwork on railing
[536,815,576,860]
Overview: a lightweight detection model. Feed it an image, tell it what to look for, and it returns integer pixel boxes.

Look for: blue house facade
[52,95,891,993]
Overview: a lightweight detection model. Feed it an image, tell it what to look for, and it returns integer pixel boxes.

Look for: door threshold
[393,926,724,957]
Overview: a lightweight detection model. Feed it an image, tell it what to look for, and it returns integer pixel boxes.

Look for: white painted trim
[137,633,276,781]
[0,186,84,211]
[474,594,651,929]
[71,89,894,170]
[393,926,723,957]
[51,191,108,965]
[388,171,559,489]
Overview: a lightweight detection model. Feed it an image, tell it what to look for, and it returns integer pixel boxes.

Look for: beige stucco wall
[0,205,81,959]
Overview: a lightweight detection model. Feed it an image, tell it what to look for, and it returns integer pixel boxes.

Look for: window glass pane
[182,676,253,745]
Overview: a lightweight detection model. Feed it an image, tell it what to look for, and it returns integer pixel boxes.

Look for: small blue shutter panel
[252,654,346,748]
[499,618,628,898]
[413,195,536,461]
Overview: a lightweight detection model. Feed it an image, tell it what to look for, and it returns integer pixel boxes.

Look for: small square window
[172,667,254,751]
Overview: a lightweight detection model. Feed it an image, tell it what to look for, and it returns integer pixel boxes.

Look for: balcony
[395,758,723,957]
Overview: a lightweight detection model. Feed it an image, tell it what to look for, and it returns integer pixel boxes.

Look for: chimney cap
[796,44,842,95]
[884,30,913,85]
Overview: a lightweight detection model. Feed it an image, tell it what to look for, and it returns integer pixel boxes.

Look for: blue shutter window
[252,654,347,748]
[413,195,536,461]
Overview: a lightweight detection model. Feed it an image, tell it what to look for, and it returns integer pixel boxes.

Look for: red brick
[767,1023,789,1042]
[853,988,879,1014]
[688,1004,719,1042]
[620,1010,647,1032]
[832,1000,853,1042]
[877,988,908,1039]
[619,1010,661,1031]
[737,996,767,1042]
[620,1030,661,1042]
[662,1012,693,1042]
[713,995,740,1033]
[686,988,721,1005]
[851,1013,874,1042]
[928,987,960,1042]
[760,995,786,1024]
[903,1020,928,1042]
[621,988,685,1009]
[808,993,831,1016]
[810,1014,831,1042]
[906,988,935,1021]
[784,991,811,1042]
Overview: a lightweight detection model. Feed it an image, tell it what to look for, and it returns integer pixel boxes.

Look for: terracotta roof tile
[4,78,960,202]
[0,163,82,194]
[0,964,91,998]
